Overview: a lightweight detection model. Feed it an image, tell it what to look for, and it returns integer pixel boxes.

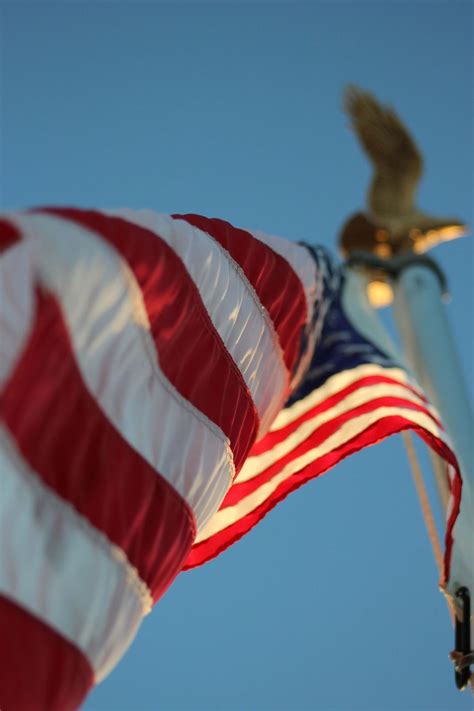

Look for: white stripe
[249,228,318,326]
[272,363,429,430]
[8,212,233,532]
[0,240,35,388]
[0,426,149,682]
[106,209,289,436]
[236,382,441,484]
[196,405,447,542]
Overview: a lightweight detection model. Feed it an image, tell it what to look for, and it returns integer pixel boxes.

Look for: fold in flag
[0,208,464,710]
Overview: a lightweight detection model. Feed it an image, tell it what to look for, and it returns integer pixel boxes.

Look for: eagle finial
[339,85,467,258]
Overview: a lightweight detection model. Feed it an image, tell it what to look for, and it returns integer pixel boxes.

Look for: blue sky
[1,1,472,709]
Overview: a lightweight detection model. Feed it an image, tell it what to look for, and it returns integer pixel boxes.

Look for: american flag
[0,208,462,710]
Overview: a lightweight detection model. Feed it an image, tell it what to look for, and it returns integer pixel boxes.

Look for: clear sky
[1,1,472,710]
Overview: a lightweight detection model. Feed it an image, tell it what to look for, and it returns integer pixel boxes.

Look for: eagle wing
[344,85,423,218]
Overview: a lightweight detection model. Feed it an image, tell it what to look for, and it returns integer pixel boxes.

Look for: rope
[428,449,451,514]
[401,432,446,584]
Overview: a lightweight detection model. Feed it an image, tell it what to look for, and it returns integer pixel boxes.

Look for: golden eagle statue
[339,85,466,258]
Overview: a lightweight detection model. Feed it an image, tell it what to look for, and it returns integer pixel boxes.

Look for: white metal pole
[392,262,473,493]
[348,262,458,565]
[342,251,473,686]
[392,261,473,665]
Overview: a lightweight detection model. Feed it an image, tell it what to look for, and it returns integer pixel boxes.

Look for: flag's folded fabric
[0,208,463,710]
[186,254,461,573]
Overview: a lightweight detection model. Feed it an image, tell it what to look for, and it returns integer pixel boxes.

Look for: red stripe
[0,218,21,253]
[36,207,257,471]
[185,416,459,569]
[438,449,462,585]
[250,374,441,456]
[0,594,94,711]
[0,287,195,602]
[172,213,308,376]
[222,396,437,506]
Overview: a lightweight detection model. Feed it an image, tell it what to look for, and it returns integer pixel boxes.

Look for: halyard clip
[450,587,472,691]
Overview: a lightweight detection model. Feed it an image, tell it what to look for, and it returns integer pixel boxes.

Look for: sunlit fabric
[0,209,462,710]
[187,259,461,573]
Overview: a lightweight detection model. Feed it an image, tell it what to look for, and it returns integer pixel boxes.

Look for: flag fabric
[0,208,463,710]
[186,254,461,572]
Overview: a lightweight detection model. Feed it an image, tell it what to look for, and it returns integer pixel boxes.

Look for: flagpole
[343,249,473,690]
[341,262,451,575]
[391,257,474,690]
[391,258,473,484]
[339,83,472,690]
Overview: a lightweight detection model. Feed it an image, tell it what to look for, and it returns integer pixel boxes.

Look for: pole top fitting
[343,249,449,308]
